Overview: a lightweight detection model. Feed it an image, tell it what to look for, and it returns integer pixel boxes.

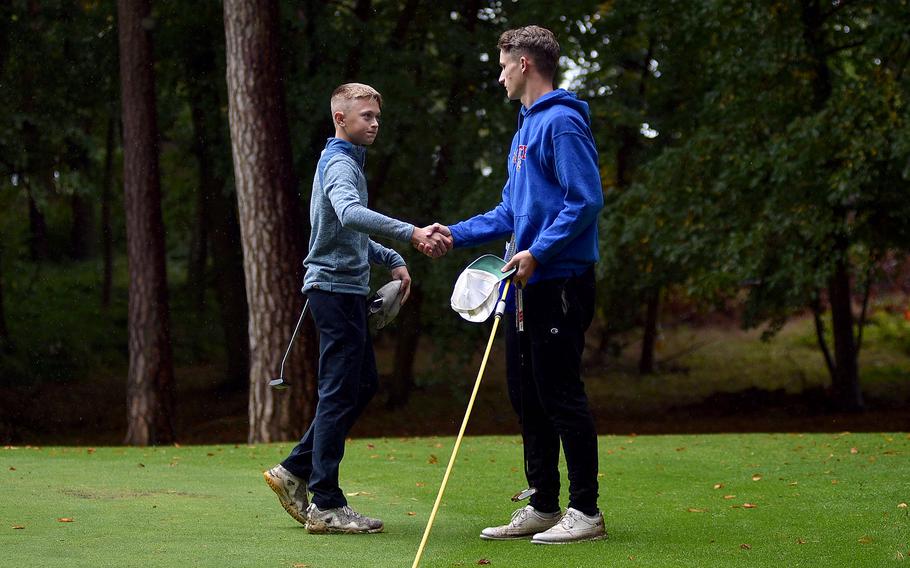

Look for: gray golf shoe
[479,505,561,540]
[305,503,384,534]
[263,464,308,525]
[531,507,607,544]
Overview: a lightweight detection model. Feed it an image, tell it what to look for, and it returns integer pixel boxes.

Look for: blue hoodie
[449,89,603,284]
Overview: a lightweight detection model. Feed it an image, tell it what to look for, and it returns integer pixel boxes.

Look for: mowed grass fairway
[2,434,909,567]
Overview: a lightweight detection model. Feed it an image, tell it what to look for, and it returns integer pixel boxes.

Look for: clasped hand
[412,223,452,258]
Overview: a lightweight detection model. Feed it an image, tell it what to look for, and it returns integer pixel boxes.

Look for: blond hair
[330,83,383,114]
[497,25,560,80]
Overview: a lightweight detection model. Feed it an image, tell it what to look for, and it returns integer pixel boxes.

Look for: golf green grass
[2,433,908,567]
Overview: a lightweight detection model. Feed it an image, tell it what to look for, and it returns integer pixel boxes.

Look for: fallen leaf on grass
[858,535,874,544]
[743,503,757,509]
[740,543,751,550]
[367,443,375,449]
[12,525,24,530]
[407,512,416,516]
[8,467,14,471]
[57,518,74,523]
[687,508,707,513]
[345,491,373,497]
[87,448,96,454]
[831,479,839,485]
[898,503,907,509]
[675,447,686,452]
[428,454,438,465]
[415,482,425,487]
[477,559,491,565]
[138,463,145,468]
[850,447,858,454]
[713,483,724,490]
[293,563,310,567]
[796,538,806,544]
[751,474,762,481]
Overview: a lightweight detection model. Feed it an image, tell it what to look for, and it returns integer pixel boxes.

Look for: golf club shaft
[411,279,512,568]
[278,299,309,379]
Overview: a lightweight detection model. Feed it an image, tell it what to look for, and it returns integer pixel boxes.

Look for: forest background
[0,0,908,446]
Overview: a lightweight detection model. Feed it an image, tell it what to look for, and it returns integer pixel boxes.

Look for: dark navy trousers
[504,268,599,516]
[281,290,378,509]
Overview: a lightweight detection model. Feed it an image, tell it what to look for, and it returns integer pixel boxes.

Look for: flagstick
[411,279,512,568]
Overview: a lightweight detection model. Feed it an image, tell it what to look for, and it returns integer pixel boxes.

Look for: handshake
[410,223,452,258]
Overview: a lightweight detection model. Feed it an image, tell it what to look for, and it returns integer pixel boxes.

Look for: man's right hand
[411,224,452,258]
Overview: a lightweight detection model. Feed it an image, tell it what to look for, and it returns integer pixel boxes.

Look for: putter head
[511,487,537,502]
[268,377,291,390]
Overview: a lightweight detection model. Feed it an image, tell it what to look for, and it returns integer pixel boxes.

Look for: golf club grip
[411,279,511,568]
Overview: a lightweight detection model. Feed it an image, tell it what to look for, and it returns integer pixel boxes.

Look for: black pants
[281,290,378,509]
[505,269,599,516]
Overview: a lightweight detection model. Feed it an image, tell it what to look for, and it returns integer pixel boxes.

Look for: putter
[268,298,309,390]
[511,487,537,502]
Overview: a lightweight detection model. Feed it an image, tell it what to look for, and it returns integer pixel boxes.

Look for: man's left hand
[390,265,412,305]
[502,250,538,288]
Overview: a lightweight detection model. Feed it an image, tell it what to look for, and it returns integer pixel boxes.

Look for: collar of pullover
[324,137,366,168]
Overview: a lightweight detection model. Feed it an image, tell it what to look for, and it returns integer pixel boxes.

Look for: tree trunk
[186,98,211,312]
[378,0,479,405]
[26,188,49,261]
[827,255,864,411]
[0,242,10,353]
[70,193,94,260]
[101,116,115,309]
[224,0,316,443]
[209,188,251,391]
[386,286,422,409]
[638,287,660,375]
[118,0,176,445]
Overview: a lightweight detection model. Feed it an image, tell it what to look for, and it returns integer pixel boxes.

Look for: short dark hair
[497,25,560,80]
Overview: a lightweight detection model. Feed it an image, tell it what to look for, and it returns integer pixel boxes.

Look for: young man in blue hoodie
[423,26,606,544]
[264,83,451,535]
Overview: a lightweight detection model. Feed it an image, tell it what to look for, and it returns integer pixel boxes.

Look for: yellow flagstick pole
[411,279,512,568]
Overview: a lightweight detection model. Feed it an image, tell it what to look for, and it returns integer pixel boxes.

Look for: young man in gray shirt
[264,83,450,534]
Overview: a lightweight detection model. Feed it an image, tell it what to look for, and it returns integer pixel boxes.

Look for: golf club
[411,278,512,568]
[268,298,309,390]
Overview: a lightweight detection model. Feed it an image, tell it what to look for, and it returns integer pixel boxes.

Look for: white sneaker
[305,503,384,534]
[263,464,308,525]
[531,507,607,544]
[479,505,561,540]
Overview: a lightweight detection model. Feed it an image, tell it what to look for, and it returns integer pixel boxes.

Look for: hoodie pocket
[514,215,540,246]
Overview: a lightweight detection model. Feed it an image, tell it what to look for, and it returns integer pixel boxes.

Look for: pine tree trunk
[186,98,210,312]
[26,188,49,261]
[828,255,864,411]
[101,116,115,309]
[639,287,660,375]
[118,0,176,445]
[224,0,316,443]
[70,193,94,260]
[0,242,10,353]
[386,287,422,409]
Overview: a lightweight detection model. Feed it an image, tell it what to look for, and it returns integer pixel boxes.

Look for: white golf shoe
[531,507,607,544]
[305,503,384,534]
[479,505,561,540]
[263,464,309,525]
